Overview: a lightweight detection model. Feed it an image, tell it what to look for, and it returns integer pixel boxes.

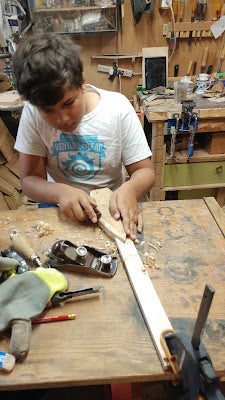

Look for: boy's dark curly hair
[12,33,84,108]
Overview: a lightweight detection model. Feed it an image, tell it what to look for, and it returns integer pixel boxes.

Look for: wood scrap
[0,192,9,211]
[90,188,126,242]
[0,176,15,196]
[0,165,21,190]
[0,118,15,162]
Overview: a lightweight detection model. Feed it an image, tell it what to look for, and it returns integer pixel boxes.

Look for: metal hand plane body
[47,240,118,278]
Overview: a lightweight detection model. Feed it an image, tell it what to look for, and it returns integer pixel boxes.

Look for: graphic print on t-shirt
[51,133,106,182]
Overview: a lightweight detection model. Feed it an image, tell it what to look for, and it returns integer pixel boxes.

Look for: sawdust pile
[35,220,54,237]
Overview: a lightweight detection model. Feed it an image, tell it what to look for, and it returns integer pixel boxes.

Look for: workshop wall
[74,0,224,99]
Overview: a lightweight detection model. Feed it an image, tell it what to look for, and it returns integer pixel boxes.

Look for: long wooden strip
[116,237,172,370]
[203,197,225,238]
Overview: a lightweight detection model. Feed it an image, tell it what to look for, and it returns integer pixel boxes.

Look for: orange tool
[179,0,185,21]
[214,0,222,19]
[172,0,179,22]
[206,49,216,74]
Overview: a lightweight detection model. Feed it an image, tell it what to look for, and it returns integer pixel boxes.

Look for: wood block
[4,189,21,210]
[0,165,21,190]
[0,118,15,161]
[0,192,9,211]
[0,352,15,372]
[204,132,225,155]
[0,176,14,195]
[6,152,20,178]
[90,188,126,242]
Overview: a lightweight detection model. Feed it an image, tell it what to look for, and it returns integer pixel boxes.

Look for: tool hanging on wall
[188,0,197,45]
[206,49,216,74]
[201,46,209,73]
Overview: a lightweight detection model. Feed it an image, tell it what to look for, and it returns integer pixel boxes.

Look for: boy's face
[38,85,86,132]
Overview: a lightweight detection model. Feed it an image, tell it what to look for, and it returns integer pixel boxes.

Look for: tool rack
[165,21,214,39]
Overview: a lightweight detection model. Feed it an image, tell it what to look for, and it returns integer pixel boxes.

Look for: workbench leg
[216,187,225,207]
[110,383,142,400]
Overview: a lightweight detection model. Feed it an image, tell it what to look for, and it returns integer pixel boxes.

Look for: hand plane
[47,240,118,278]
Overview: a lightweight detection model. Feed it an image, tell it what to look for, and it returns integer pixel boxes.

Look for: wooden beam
[92,188,172,369]
[115,238,172,370]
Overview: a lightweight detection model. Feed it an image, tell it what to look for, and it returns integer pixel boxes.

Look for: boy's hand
[57,185,98,224]
[109,185,143,241]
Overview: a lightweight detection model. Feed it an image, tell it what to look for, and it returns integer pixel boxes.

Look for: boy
[12,33,155,240]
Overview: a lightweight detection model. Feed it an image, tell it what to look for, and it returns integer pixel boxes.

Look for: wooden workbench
[0,198,224,390]
[143,94,225,204]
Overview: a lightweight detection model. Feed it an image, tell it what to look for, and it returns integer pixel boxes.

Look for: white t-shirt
[15,85,152,193]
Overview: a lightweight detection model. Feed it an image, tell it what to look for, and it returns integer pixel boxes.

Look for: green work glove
[0,267,68,361]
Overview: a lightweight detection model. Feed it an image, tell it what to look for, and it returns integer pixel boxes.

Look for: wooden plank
[92,188,172,369]
[0,118,15,161]
[0,175,15,195]
[203,197,225,237]
[6,152,20,178]
[0,165,21,190]
[164,183,225,191]
[4,189,21,210]
[90,188,126,242]
[116,237,172,370]
[0,191,9,210]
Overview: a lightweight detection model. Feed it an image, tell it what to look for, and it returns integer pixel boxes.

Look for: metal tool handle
[191,283,215,350]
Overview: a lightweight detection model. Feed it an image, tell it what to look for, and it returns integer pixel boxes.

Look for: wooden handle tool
[206,49,216,74]
[201,46,209,72]
[10,231,46,268]
[186,61,193,76]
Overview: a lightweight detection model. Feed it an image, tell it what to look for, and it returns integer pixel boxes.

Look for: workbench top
[143,93,225,121]
[0,198,224,390]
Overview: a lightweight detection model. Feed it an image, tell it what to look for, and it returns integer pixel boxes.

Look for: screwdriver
[200,46,209,73]
[172,0,178,22]
[200,0,207,40]
[206,49,216,74]
[188,0,197,46]
[214,0,222,19]
[195,0,203,43]
[177,0,185,48]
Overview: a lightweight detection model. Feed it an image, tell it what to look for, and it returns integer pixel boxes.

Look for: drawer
[164,161,225,187]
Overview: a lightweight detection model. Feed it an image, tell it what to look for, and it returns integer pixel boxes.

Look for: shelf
[28,0,120,34]
[33,5,116,12]
[166,21,214,39]
[166,148,225,164]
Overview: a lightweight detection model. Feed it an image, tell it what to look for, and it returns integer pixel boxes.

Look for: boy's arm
[109,157,155,240]
[19,153,98,223]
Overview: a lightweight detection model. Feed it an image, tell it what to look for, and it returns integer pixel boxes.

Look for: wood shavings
[35,220,54,237]
[148,242,158,252]
[143,249,159,270]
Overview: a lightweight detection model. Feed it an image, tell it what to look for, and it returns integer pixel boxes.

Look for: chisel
[188,0,197,46]
[206,49,216,74]
[10,230,46,268]
[200,46,209,72]
[186,61,193,76]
